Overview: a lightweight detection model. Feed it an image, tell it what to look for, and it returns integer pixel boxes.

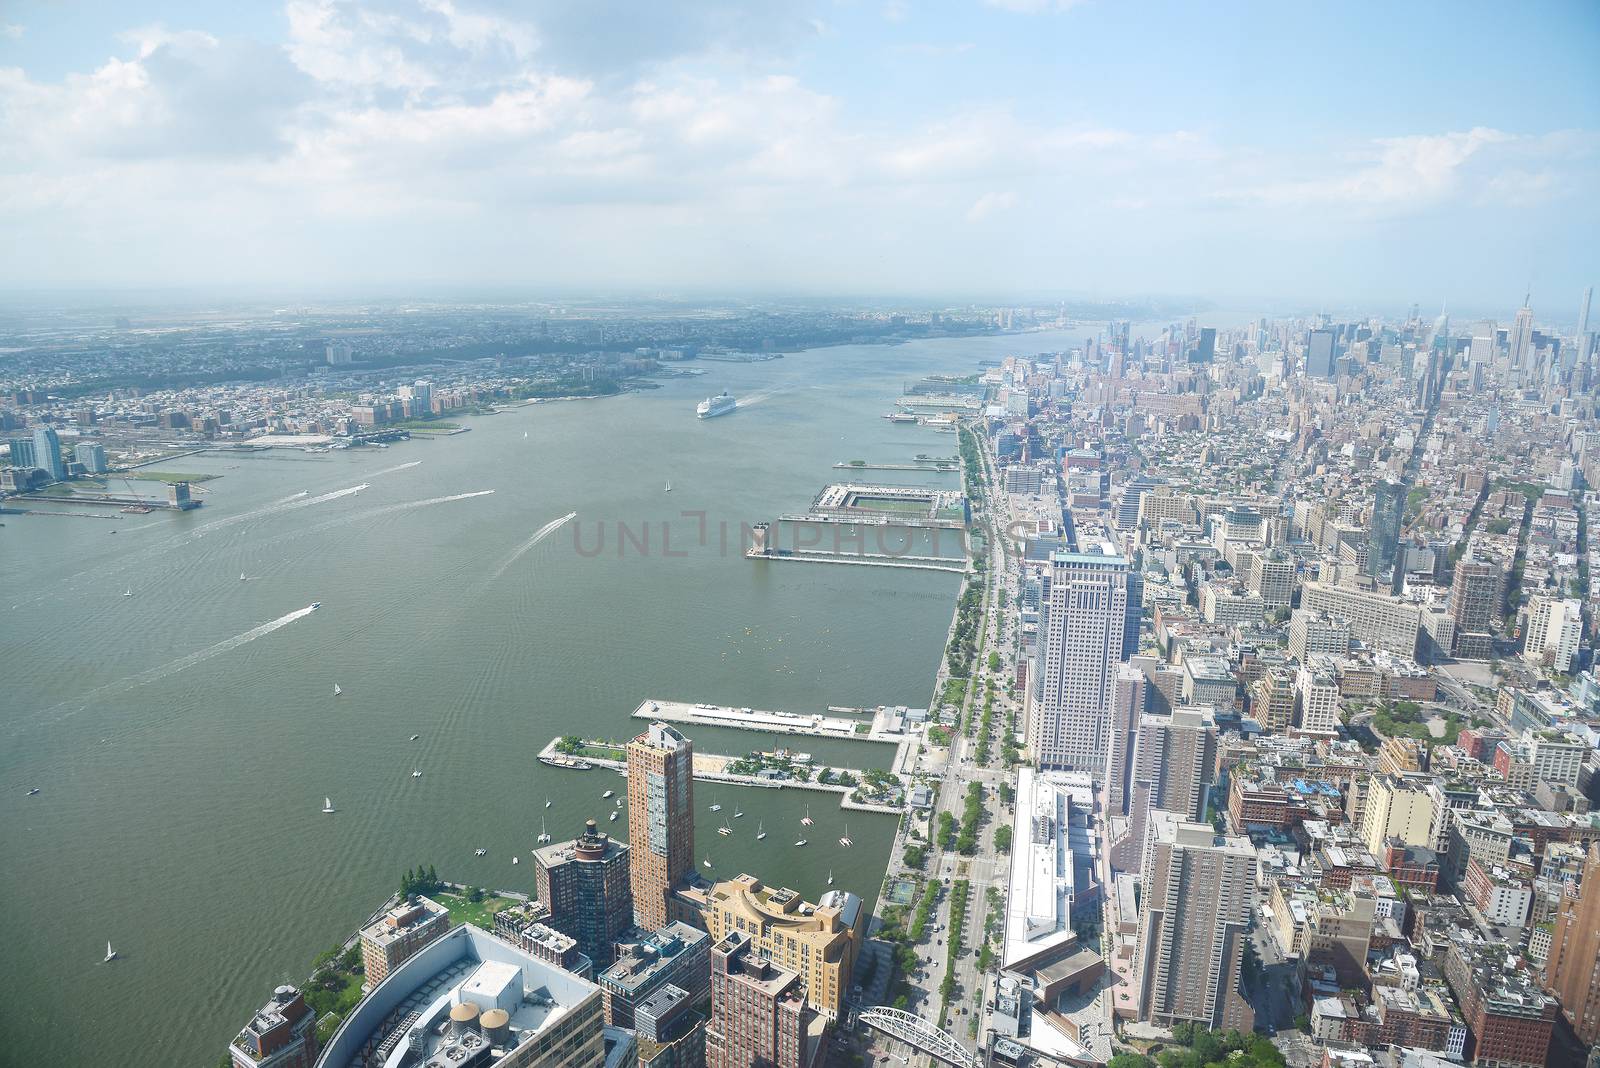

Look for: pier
[833,462,958,472]
[746,546,968,574]
[631,698,913,742]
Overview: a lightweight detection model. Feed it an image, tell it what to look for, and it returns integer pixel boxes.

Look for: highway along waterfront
[0,327,1092,1067]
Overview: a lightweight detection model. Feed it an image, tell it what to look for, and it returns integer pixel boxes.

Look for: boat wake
[736,386,787,408]
[33,604,320,720]
[492,511,577,579]
[185,483,368,539]
[370,460,423,477]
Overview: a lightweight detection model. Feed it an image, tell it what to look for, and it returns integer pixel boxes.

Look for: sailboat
[794,837,808,847]
[800,806,813,827]
[537,817,551,844]
[544,796,552,809]
[839,824,853,848]
[410,734,421,741]
[240,572,247,581]
[664,480,672,492]
[523,431,529,439]
[411,769,422,779]
[322,797,336,814]
[104,941,118,963]
[756,821,767,841]
[733,807,744,818]
[709,800,722,812]
[333,684,343,697]
[717,818,733,837]
[123,588,132,598]
[827,870,834,886]
[702,856,712,869]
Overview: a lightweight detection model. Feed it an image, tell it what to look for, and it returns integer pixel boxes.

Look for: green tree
[993,825,1013,853]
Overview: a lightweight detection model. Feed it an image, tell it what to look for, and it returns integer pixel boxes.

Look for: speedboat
[322,797,336,814]
[104,942,118,963]
[609,810,619,821]
[309,602,322,611]
[601,789,615,799]
[410,734,421,741]
[240,572,246,581]
[794,838,807,847]
[703,856,712,869]
[615,798,623,807]
[512,856,519,865]
[26,787,40,797]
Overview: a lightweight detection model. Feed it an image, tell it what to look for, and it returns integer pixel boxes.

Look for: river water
[0,327,1098,1066]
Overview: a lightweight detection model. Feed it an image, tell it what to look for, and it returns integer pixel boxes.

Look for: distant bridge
[857,1006,976,1067]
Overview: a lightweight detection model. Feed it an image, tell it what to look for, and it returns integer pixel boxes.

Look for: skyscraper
[1135,811,1256,1032]
[704,931,823,1068]
[1579,286,1592,348]
[1190,327,1216,364]
[1030,545,1133,773]
[74,441,107,474]
[1112,707,1218,874]
[1106,663,1148,817]
[1510,300,1535,369]
[534,819,633,969]
[627,722,695,931]
[1449,554,1504,658]
[1543,843,1600,1045]
[227,985,318,1068]
[32,425,64,481]
[1365,480,1405,578]
[1305,329,1336,378]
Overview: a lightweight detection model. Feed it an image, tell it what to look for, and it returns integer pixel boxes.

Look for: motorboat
[602,789,615,799]
[703,856,712,869]
[410,734,421,741]
[794,838,807,847]
[609,810,619,821]
[309,602,322,611]
[322,797,336,814]
[615,798,623,807]
[544,797,552,809]
[511,856,519,865]
[26,787,39,797]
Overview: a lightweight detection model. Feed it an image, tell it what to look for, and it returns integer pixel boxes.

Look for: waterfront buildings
[358,895,450,987]
[534,820,633,969]
[73,440,107,473]
[1031,544,1134,772]
[1134,811,1256,1032]
[228,985,318,1068]
[1543,843,1600,1045]
[315,923,605,1068]
[699,874,862,1020]
[704,931,825,1068]
[31,424,64,481]
[627,722,695,932]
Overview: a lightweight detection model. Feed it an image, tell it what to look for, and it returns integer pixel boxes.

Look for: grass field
[435,891,517,930]
[851,496,930,514]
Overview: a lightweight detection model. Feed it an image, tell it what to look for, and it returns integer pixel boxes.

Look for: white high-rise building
[1510,301,1535,369]
[1030,545,1133,773]
[1523,596,1582,673]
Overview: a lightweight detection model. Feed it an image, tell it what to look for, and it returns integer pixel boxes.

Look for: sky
[1,0,1597,314]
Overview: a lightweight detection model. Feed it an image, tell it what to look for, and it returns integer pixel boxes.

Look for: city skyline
[1,1,1596,303]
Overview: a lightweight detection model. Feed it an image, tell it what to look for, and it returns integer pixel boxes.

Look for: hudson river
[2,328,1086,1066]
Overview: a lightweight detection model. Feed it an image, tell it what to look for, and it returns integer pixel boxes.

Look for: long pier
[747,548,967,574]
[833,463,958,472]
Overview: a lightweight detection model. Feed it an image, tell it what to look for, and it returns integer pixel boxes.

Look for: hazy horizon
[2,1,1597,309]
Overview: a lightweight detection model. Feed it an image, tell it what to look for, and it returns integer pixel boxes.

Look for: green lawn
[852,496,931,514]
[435,891,518,930]
[305,970,363,1043]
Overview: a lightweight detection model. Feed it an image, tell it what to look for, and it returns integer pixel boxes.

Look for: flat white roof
[1003,768,1078,970]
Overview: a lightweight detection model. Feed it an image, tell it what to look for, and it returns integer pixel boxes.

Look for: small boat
[703,856,712,869]
[664,480,672,492]
[410,734,421,741]
[322,797,336,814]
[26,787,40,797]
[333,684,343,697]
[800,807,813,827]
[104,941,118,963]
[123,588,132,598]
[309,602,322,611]
[717,821,732,837]
[828,870,834,886]
[733,808,744,818]
[615,798,623,807]
[839,825,853,848]
[475,848,486,856]
[544,797,552,809]
[609,810,619,821]
[537,817,551,844]
[709,802,722,812]
[240,572,247,581]
[523,431,529,439]
[602,789,615,799]
[756,821,766,841]
[411,769,421,779]
[512,856,519,864]
[794,838,808,847]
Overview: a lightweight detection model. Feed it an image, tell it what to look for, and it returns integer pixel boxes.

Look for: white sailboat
[794,837,808,847]
[733,807,744,818]
[702,856,712,869]
[333,683,343,697]
[709,800,722,812]
[800,806,813,826]
[717,818,733,837]
[523,431,529,439]
[240,572,247,581]
[756,821,767,841]
[544,796,552,809]
[123,588,132,598]
[104,941,118,963]
[322,797,336,813]
[537,817,551,844]
[411,769,421,779]
[664,480,672,492]
[827,870,834,886]
[839,824,853,848]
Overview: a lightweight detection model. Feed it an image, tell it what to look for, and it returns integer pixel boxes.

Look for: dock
[833,462,958,472]
[746,547,968,574]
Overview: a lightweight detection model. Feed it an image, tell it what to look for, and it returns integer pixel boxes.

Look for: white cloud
[3,23,26,40]
[967,190,1017,221]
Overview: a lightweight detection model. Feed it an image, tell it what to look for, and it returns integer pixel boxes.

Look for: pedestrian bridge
[857,1006,976,1067]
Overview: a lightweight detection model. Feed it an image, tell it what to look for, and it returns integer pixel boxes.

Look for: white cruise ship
[696,392,737,419]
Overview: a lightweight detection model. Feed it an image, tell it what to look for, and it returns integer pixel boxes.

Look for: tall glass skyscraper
[1365,480,1406,578]
[32,426,65,481]
[627,722,694,931]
